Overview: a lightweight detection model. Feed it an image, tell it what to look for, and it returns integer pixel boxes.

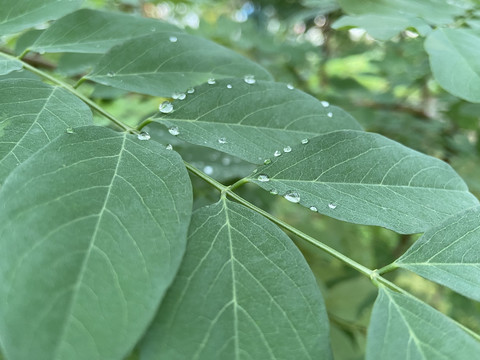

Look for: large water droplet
[203,165,213,175]
[169,36,178,43]
[208,78,216,85]
[166,144,173,150]
[257,174,269,182]
[274,150,282,157]
[244,74,256,84]
[309,206,318,212]
[321,101,330,107]
[301,138,309,144]
[168,126,180,136]
[283,146,292,153]
[159,101,174,113]
[137,131,151,140]
[328,203,337,209]
[327,112,333,118]
[287,84,294,90]
[218,137,227,144]
[284,191,300,203]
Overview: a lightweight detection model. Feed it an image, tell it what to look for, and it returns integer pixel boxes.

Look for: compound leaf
[0,126,193,360]
[0,78,93,182]
[396,206,480,301]
[249,130,479,234]
[366,288,480,360]
[140,198,331,360]
[152,78,362,164]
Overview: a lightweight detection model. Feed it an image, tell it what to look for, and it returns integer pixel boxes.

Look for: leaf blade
[0,126,193,360]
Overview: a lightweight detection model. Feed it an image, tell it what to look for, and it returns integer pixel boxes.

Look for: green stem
[0,51,137,134]
[378,263,399,275]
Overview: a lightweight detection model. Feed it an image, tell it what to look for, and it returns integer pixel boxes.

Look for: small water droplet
[203,165,213,175]
[270,189,278,195]
[227,84,233,89]
[328,203,337,210]
[218,137,227,144]
[263,159,271,165]
[172,91,186,100]
[301,138,309,144]
[208,78,216,84]
[309,206,318,212]
[107,71,115,77]
[257,174,269,182]
[327,112,333,118]
[287,84,294,90]
[283,146,292,153]
[137,131,151,140]
[284,191,300,203]
[168,126,179,136]
[150,27,156,32]
[159,101,174,113]
[222,157,231,166]
[169,36,178,43]
[321,101,330,107]
[244,74,256,84]
[274,150,281,157]
[166,144,173,150]
[187,87,195,94]
[66,127,74,134]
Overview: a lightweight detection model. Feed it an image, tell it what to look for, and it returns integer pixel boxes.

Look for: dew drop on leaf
[169,36,178,43]
[187,87,195,94]
[327,112,333,118]
[328,203,337,209]
[227,84,233,89]
[274,150,281,157]
[244,74,256,84]
[222,157,231,166]
[263,159,271,165]
[159,101,174,113]
[321,101,329,107]
[257,174,269,182]
[107,71,115,77]
[66,127,74,134]
[166,144,173,150]
[137,131,151,140]
[309,206,318,212]
[284,191,300,203]
[218,137,227,144]
[283,146,292,153]
[301,138,309,144]
[168,126,180,136]
[172,92,186,100]
[270,189,278,195]
[287,84,294,89]
[203,165,213,175]
[208,78,216,84]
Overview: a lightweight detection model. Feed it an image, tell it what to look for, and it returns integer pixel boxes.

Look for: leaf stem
[377,263,399,275]
[0,51,137,134]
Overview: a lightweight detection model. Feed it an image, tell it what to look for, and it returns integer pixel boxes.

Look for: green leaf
[332,15,431,41]
[248,130,479,234]
[366,288,480,359]
[396,206,480,301]
[0,57,22,75]
[140,198,331,360]
[57,53,103,76]
[0,78,93,182]
[29,9,182,54]
[425,28,480,103]
[86,34,273,97]
[0,126,193,360]
[0,0,83,35]
[152,78,362,164]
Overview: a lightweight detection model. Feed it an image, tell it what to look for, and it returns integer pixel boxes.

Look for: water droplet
[137,131,151,140]
[327,112,333,118]
[207,78,216,85]
[284,191,300,203]
[172,92,186,100]
[309,206,318,212]
[159,101,174,113]
[168,126,179,136]
[218,137,227,144]
[263,159,271,165]
[257,174,269,182]
[166,144,173,150]
[328,203,337,210]
[107,71,115,77]
[283,146,292,153]
[227,84,233,89]
[287,84,294,90]
[66,127,74,134]
[221,157,231,166]
[203,165,213,175]
[187,87,195,94]
[169,36,178,43]
[270,189,278,195]
[321,101,330,107]
[150,27,156,32]
[301,138,309,144]
[244,74,256,84]
[274,150,281,157]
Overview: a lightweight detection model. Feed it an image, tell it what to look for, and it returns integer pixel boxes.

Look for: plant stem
[0,51,137,134]
[377,263,399,275]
